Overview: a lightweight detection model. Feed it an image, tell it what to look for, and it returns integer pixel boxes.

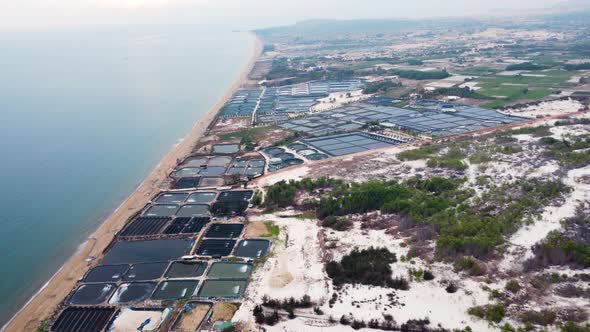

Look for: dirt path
[3,33,262,332]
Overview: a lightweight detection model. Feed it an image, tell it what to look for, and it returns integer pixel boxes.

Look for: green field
[456,67,499,76]
[475,70,574,108]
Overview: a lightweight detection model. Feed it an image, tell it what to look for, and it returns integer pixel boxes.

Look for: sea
[0,25,254,325]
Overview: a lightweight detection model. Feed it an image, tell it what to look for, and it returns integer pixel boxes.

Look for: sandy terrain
[2,33,262,332]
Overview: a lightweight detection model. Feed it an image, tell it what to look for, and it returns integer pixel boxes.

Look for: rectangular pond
[165,261,207,278]
[197,279,247,298]
[84,264,129,283]
[52,307,117,332]
[119,217,171,237]
[233,239,271,258]
[206,262,253,279]
[155,192,190,204]
[68,283,116,305]
[204,223,244,239]
[102,238,192,265]
[195,239,236,257]
[122,262,170,281]
[108,282,157,304]
[151,280,199,300]
[144,204,179,217]
[186,192,217,204]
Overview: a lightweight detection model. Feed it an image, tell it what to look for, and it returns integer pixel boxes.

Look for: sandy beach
[3,32,262,332]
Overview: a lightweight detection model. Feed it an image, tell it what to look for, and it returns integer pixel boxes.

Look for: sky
[0,0,582,32]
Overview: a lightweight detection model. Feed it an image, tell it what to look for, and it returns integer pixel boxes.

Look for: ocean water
[0,25,254,325]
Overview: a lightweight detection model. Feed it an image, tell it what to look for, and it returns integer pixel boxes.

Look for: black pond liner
[233,239,271,258]
[155,192,190,204]
[274,152,295,160]
[51,306,117,332]
[151,280,199,300]
[205,223,244,239]
[263,147,285,156]
[101,238,192,265]
[186,192,217,204]
[195,239,236,257]
[176,204,209,218]
[108,282,157,304]
[306,153,329,160]
[216,190,253,202]
[198,166,226,176]
[143,204,179,217]
[122,262,170,281]
[210,201,249,216]
[119,217,171,237]
[175,177,201,189]
[84,264,129,283]
[68,283,116,305]
[165,261,208,278]
[163,216,210,234]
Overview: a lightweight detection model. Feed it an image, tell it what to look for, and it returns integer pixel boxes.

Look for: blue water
[0,25,254,324]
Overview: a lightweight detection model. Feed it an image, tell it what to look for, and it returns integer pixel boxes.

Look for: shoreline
[3,31,262,332]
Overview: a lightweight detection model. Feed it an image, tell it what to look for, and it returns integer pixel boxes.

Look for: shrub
[486,303,506,323]
[326,247,408,289]
[505,280,522,293]
[321,216,353,231]
[423,270,435,280]
[520,309,556,326]
[446,283,458,293]
[340,315,351,325]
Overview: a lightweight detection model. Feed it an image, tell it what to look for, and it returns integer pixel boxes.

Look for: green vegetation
[397,145,437,160]
[264,58,355,86]
[36,319,49,332]
[390,69,450,80]
[262,222,280,239]
[218,126,277,150]
[362,80,401,94]
[426,147,467,171]
[456,67,497,76]
[468,303,506,323]
[475,71,573,108]
[321,216,353,231]
[423,87,488,99]
[326,247,409,289]
[406,58,424,66]
[537,231,590,267]
[505,280,522,293]
[454,257,486,276]
[541,134,590,168]
[500,125,552,137]
[264,175,569,259]
[564,63,590,71]
[264,177,345,208]
[265,180,297,208]
[520,309,556,326]
[505,62,548,71]
[561,322,590,332]
[251,191,262,206]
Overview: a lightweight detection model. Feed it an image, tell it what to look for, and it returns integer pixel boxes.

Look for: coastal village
[10,15,590,332]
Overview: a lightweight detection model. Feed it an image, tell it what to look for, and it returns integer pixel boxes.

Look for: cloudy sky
[0,0,580,32]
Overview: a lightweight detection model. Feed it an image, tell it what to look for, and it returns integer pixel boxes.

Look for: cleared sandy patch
[211,303,239,322]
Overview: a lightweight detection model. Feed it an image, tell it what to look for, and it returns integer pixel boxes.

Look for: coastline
[3,31,262,332]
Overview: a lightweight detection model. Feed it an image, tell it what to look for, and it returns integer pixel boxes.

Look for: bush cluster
[326,247,409,290]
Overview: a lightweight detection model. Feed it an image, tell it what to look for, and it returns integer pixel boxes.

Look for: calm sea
[0,25,254,325]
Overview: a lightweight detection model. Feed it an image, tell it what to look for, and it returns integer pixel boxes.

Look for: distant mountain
[256,18,481,36]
